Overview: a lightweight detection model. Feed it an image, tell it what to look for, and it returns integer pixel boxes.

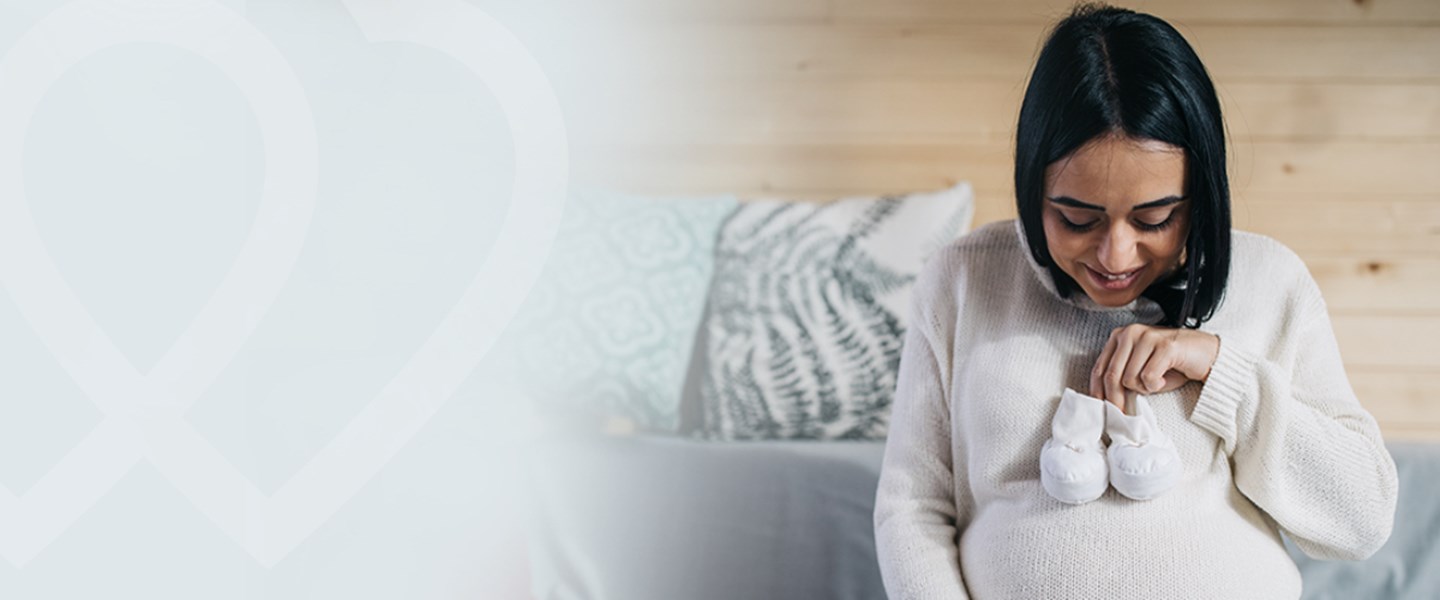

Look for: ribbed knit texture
[872,218,1399,600]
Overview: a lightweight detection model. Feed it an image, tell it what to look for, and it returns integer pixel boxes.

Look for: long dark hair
[1014,2,1230,328]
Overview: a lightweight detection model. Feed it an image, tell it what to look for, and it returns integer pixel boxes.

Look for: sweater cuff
[1189,334,1259,454]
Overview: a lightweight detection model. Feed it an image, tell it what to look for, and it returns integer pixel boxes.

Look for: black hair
[1014,2,1230,328]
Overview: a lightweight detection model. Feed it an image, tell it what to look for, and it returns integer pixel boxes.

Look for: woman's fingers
[1122,332,1159,393]
[1136,332,1190,393]
[1091,325,1210,406]
[1090,328,1119,400]
[1157,369,1189,393]
[1103,326,1138,411]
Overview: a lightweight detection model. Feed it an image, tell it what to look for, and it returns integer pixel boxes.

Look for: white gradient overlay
[0,0,565,586]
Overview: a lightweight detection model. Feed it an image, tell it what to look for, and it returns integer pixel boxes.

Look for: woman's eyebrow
[1046,195,1185,211]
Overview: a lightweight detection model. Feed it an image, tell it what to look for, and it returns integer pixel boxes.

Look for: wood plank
[1381,430,1440,441]
[606,23,1036,81]
[477,0,1440,26]
[1333,314,1440,370]
[1233,197,1440,256]
[970,200,1020,233]
[1304,256,1440,313]
[1378,427,1440,442]
[832,0,1440,26]
[551,23,1440,83]
[1233,140,1440,195]
[569,80,1440,144]
[1191,25,1440,82]
[566,80,1028,145]
[1352,370,1440,430]
[1221,82,1440,141]
[470,0,831,23]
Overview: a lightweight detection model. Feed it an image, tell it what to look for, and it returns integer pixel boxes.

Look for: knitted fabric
[873,218,1398,599]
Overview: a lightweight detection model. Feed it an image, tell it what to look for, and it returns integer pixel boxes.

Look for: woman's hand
[1089,324,1220,412]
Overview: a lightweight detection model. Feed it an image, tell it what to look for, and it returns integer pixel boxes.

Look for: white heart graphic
[0,0,566,567]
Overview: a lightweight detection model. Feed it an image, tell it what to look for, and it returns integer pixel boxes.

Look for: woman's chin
[1087,293,1135,307]
[1080,283,1144,307]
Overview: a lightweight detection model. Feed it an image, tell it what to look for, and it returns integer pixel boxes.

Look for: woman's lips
[1086,264,1142,291]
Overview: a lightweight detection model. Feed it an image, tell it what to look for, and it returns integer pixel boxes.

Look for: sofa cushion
[523,432,888,600]
[693,182,974,440]
[524,435,1440,600]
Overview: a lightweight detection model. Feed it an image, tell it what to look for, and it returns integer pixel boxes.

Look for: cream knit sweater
[873,218,1399,600]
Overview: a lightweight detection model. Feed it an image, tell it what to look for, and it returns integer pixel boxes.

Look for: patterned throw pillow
[694,182,974,440]
[493,186,738,434]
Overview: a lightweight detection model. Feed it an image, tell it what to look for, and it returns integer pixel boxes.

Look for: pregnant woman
[872,3,1399,599]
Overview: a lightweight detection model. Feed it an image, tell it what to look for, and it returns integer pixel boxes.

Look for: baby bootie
[1040,387,1109,505]
[1104,394,1183,500]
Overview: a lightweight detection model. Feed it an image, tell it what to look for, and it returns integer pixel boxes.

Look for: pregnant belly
[957,480,1302,600]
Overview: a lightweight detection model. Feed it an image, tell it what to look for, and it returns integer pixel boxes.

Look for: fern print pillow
[695,182,974,440]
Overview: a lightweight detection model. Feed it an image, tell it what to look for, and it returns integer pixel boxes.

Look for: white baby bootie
[1040,387,1109,505]
[1104,394,1183,501]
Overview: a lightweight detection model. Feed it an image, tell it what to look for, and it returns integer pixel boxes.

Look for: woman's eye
[1060,215,1175,233]
[1136,215,1176,232]
[1059,216,1097,231]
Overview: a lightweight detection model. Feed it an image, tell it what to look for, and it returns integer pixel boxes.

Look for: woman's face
[1042,134,1191,308]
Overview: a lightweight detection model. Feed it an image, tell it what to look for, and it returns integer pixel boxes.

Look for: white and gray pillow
[693,182,975,440]
[494,186,739,434]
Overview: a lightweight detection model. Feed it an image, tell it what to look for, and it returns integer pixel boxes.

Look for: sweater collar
[1012,218,1166,317]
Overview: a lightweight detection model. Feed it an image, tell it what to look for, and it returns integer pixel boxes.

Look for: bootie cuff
[1104,394,1183,501]
[1052,387,1108,442]
[1104,395,1160,445]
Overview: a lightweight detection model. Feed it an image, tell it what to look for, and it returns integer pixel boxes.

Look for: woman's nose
[1096,225,1138,271]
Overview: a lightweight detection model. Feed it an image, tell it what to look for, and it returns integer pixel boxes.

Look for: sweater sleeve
[1188,277,1399,561]
[873,285,972,599]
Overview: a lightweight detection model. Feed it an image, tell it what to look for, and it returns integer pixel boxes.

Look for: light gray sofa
[523,433,1440,599]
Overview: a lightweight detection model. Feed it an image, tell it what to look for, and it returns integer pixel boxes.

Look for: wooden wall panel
[572,81,1440,144]
[537,23,1440,83]
[1353,372,1440,441]
[1236,198,1440,255]
[481,0,1440,25]
[1232,141,1440,194]
[1222,83,1440,141]
[830,0,1440,25]
[1310,255,1440,313]
[482,0,1440,25]
[1334,315,1440,369]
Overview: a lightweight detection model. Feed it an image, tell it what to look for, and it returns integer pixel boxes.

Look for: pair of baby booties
[1039,387,1183,504]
